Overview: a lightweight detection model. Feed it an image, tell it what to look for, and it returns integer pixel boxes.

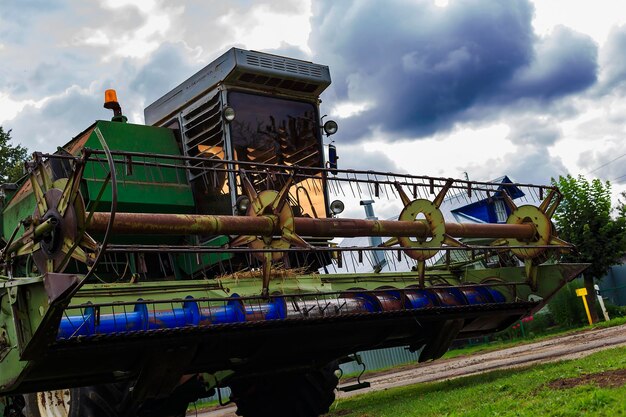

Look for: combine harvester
[0,48,585,417]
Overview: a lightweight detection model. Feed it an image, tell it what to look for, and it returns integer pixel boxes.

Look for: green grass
[187,398,221,413]
[326,346,626,417]
[591,316,626,329]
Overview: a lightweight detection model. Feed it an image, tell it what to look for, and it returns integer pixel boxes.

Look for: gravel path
[190,324,626,417]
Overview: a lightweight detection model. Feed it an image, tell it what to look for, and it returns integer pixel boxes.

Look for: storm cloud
[10,87,104,149]
[598,24,626,93]
[1,0,624,193]
[0,0,313,152]
[463,144,568,185]
[311,0,598,141]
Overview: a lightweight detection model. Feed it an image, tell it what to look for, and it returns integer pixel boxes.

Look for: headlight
[330,199,345,215]
[236,195,251,214]
[323,120,338,136]
[223,106,236,122]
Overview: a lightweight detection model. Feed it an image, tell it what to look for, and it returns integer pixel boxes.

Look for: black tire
[24,377,205,417]
[24,385,128,417]
[229,362,339,417]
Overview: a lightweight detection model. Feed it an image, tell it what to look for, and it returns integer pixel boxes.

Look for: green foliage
[603,301,626,318]
[328,346,626,417]
[592,316,626,329]
[525,311,554,334]
[547,281,587,327]
[552,175,626,280]
[0,126,27,184]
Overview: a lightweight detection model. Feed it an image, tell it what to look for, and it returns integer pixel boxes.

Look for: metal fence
[599,264,626,306]
[338,346,420,375]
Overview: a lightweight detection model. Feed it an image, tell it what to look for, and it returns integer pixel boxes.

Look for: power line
[588,152,626,174]
[612,173,626,183]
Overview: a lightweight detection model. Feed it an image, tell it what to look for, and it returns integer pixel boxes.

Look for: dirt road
[190,324,626,417]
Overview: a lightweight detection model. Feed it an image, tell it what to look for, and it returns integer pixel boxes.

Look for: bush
[603,301,626,318]
[525,312,555,336]
[547,281,587,327]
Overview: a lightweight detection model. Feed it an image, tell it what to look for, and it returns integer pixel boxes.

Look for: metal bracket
[18,273,80,360]
[337,353,371,392]
[7,287,17,305]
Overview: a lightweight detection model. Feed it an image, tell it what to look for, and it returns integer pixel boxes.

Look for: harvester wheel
[24,385,126,417]
[230,362,339,417]
[24,377,207,417]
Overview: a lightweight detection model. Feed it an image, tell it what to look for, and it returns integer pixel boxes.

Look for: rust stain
[88,212,537,240]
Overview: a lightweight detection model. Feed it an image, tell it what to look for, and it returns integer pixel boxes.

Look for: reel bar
[102,244,565,254]
[76,149,558,195]
[88,212,276,236]
[87,212,538,240]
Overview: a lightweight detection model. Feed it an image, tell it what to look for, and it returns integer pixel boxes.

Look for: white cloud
[71,0,182,60]
[0,94,39,124]
[73,29,111,46]
[531,0,626,45]
[219,3,312,54]
[108,9,174,59]
[101,0,155,9]
[364,124,515,179]
[331,101,373,119]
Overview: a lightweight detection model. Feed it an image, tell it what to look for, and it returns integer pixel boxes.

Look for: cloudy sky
[2,0,626,202]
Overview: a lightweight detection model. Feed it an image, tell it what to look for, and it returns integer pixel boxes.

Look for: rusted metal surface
[88,212,537,240]
[443,222,535,239]
[43,273,80,304]
[5,205,65,258]
[297,217,537,239]
[88,212,276,236]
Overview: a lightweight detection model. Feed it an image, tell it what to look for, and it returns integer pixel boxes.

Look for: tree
[552,174,626,322]
[0,126,28,183]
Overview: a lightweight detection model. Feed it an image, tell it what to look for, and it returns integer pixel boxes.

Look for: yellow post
[576,288,593,326]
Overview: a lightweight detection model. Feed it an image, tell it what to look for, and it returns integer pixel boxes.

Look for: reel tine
[262,251,272,296]
[417,260,426,288]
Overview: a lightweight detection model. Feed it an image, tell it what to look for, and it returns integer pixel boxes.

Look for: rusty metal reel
[506,205,551,260]
[30,178,93,274]
[398,199,446,261]
[247,189,295,261]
